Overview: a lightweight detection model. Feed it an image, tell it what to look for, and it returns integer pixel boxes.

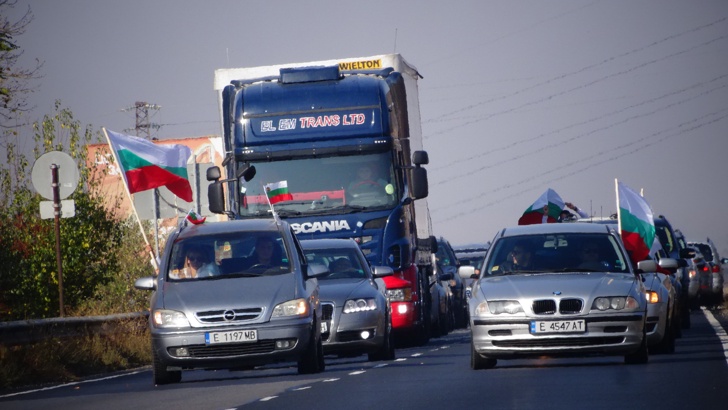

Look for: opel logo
[223,310,236,321]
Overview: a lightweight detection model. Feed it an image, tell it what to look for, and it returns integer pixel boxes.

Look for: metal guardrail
[0,312,149,346]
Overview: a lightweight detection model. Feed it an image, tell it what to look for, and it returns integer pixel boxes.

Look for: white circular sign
[31,151,80,200]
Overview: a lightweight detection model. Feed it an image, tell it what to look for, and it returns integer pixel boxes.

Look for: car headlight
[386,288,412,302]
[475,300,523,315]
[272,298,309,318]
[343,298,377,313]
[592,296,640,311]
[645,291,660,304]
[152,309,190,328]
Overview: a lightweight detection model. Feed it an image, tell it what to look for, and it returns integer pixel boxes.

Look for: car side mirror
[636,260,657,273]
[458,265,476,280]
[658,258,678,273]
[134,276,156,291]
[372,266,394,278]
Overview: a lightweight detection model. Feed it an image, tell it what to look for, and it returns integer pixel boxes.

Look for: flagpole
[263,182,281,225]
[102,127,159,272]
[615,178,622,235]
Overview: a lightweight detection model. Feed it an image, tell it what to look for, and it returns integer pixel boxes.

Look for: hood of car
[318,279,377,303]
[160,273,297,318]
[477,272,637,301]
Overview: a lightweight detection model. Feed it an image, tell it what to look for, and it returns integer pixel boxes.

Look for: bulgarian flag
[518,188,564,225]
[186,209,206,225]
[616,180,655,264]
[265,180,293,204]
[104,129,193,202]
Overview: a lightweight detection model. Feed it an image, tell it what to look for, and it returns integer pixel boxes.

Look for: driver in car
[245,235,281,269]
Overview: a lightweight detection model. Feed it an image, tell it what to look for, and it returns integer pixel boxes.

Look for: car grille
[532,299,584,315]
[493,336,625,348]
[174,340,279,358]
[322,303,334,341]
[195,308,264,323]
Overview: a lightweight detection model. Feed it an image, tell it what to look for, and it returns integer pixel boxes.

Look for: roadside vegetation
[1,2,155,390]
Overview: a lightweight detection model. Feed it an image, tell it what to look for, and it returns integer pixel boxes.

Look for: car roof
[299,238,359,250]
[175,219,285,240]
[499,222,613,237]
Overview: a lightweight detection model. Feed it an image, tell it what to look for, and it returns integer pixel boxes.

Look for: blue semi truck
[207,54,437,345]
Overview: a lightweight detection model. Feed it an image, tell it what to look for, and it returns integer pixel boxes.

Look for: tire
[651,320,675,355]
[152,347,181,385]
[625,328,649,365]
[298,322,325,374]
[470,340,496,370]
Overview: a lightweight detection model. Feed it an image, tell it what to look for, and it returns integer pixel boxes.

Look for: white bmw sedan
[463,223,656,369]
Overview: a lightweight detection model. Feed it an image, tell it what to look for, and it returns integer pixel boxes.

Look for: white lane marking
[260,396,278,401]
[0,370,144,398]
[323,378,340,382]
[292,386,312,391]
[373,363,388,368]
[349,370,366,375]
[395,358,407,362]
[411,353,423,357]
[701,308,728,366]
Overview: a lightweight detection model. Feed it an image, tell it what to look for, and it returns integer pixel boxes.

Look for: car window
[167,231,292,280]
[655,224,675,255]
[484,233,628,275]
[692,243,713,262]
[303,248,367,279]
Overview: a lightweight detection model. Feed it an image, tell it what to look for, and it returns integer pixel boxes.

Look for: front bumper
[645,301,667,346]
[470,313,646,358]
[151,317,313,370]
[321,304,386,355]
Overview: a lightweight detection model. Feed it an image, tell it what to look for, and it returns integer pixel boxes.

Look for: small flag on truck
[265,181,294,204]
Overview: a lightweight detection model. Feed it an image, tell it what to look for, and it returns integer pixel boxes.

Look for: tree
[0,101,153,320]
[0,0,43,142]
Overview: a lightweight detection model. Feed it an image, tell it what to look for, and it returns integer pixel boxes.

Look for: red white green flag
[265,180,293,204]
[617,180,655,264]
[186,209,206,225]
[518,188,565,225]
[104,129,193,202]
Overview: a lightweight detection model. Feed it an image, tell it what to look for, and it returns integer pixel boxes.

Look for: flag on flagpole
[616,180,655,264]
[518,188,565,225]
[186,209,206,225]
[265,180,293,204]
[104,129,193,202]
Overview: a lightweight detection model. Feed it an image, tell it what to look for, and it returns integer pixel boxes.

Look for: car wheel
[651,319,675,355]
[470,340,496,370]
[152,347,181,385]
[625,328,649,364]
[298,323,325,374]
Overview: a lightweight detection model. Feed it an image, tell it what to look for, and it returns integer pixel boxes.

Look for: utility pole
[123,101,162,140]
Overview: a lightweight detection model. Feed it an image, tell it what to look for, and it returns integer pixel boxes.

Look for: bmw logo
[553,291,562,295]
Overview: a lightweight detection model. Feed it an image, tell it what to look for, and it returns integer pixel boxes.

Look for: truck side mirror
[412,150,429,165]
[208,182,226,214]
[411,167,428,199]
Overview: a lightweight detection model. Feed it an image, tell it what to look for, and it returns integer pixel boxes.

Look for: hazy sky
[8,0,728,253]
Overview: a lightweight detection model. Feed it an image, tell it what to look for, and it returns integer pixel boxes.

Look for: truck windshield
[236,152,399,218]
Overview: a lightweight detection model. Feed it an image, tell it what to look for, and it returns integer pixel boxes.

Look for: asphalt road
[2,308,727,410]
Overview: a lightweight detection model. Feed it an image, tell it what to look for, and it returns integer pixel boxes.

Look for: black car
[436,237,468,328]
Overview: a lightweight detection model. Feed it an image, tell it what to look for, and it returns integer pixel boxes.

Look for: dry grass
[0,319,151,390]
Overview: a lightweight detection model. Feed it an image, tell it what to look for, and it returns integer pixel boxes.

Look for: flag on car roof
[104,129,193,202]
[186,209,206,225]
[265,180,293,204]
[518,188,564,225]
[616,180,655,264]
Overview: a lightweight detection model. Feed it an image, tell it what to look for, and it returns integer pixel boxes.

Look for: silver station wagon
[461,223,655,369]
[135,219,327,385]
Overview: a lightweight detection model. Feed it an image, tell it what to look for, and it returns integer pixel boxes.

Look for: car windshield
[692,243,714,262]
[303,247,368,280]
[167,231,291,280]
[484,233,629,276]
[235,152,399,218]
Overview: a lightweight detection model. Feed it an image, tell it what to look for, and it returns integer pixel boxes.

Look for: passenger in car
[245,235,282,269]
[176,244,220,278]
[577,242,606,271]
[494,241,535,273]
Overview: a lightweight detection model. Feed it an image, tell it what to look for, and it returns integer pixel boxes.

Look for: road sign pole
[52,164,65,317]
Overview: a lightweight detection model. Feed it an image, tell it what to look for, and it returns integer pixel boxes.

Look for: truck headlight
[386,288,412,302]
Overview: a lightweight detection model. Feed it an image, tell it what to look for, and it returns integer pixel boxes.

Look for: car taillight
[712,264,721,273]
[702,265,710,272]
